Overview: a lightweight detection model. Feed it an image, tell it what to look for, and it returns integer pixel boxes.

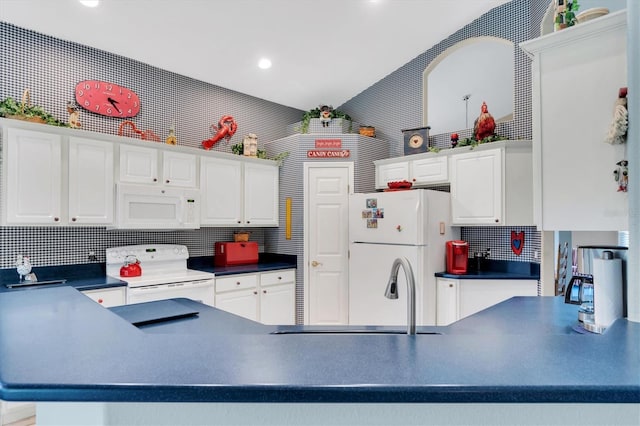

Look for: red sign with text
[307,150,350,158]
[315,139,342,148]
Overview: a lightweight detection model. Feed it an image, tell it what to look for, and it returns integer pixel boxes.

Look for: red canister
[446,240,469,274]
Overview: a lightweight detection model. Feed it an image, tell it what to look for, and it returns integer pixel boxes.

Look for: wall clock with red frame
[75,80,140,118]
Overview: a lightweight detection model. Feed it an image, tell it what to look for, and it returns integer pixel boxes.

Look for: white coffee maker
[566,247,626,333]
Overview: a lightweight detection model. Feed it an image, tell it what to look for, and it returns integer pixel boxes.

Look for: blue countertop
[187,253,297,276]
[0,254,297,293]
[436,259,540,280]
[0,287,637,404]
[0,263,126,293]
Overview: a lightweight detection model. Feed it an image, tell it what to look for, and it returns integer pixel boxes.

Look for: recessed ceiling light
[79,0,100,7]
[258,58,272,70]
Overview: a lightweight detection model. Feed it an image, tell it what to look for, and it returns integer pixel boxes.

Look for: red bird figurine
[474,101,496,141]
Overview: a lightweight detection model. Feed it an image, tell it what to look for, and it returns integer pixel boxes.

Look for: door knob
[311,260,322,267]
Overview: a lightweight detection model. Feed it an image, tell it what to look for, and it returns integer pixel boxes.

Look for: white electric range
[106,244,215,306]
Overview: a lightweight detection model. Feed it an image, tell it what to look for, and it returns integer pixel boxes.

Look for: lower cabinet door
[82,287,126,307]
[215,288,258,321]
[436,278,459,326]
[259,283,295,325]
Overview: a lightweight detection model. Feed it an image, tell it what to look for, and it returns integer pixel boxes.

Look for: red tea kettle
[120,255,142,277]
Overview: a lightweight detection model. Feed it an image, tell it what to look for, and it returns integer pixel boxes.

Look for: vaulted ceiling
[0,0,510,110]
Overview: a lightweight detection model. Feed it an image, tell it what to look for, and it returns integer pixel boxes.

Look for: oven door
[127,279,215,306]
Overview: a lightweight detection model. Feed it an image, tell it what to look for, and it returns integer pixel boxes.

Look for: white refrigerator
[348,189,458,326]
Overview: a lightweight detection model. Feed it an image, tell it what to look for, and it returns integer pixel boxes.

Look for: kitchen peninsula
[0,286,638,425]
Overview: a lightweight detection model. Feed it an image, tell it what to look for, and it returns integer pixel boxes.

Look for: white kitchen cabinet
[119,144,197,188]
[450,147,502,225]
[82,287,126,307]
[2,128,114,226]
[375,161,409,189]
[375,155,448,189]
[162,151,198,187]
[243,162,279,226]
[259,269,296,325]
[436,277,538,325]
[68,136,114,225]
[4,127,62,224]
[520,11,627,231]
[119,144,158,184]
[410,156,448,185]
[436,278,459,326]
[214,270,295,324]
[449,142,533,226]
[200,157,279,227]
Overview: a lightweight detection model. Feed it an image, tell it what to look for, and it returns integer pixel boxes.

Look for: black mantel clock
[402,126,431,155]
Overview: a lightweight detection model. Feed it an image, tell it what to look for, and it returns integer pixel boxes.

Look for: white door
[162,151,197,187]
[304,162,353,325]
[68,137,114,225]
[200,157,243,226]
[119,144,159,184]
[450,148,502,225]
[5,128,62,224]
[244,162,279,226]
[260,283,295,325]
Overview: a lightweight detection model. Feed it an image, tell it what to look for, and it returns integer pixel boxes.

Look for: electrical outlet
[88,250,97,261]
[534,250,540,259]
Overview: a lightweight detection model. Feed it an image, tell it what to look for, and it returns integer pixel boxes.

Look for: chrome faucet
[384,257,416,335]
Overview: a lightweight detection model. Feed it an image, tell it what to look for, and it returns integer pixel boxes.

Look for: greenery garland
[299,107,352,134]
[0,96,69,127]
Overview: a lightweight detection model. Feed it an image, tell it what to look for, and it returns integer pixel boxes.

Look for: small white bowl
[576,7,609,24]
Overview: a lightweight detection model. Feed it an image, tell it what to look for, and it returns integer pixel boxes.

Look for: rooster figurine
[473,101,496,141]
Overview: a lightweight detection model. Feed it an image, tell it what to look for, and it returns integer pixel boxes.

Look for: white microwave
[114,183,200,229]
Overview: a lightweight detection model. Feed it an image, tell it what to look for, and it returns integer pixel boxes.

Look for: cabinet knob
[412,178,416,182]
[236,281,241,285]
[277,276,282,280]
[253,291,258,295]
[71,217,77,222]
[54,217,60,222]
[246,221,250,224]
[237,220,242,224]
[263,290,267,294]
[165,179,170,184]
[153,178,158,182]
[449,284,453,288]
[494,219,499,223]
[97,298,104,304]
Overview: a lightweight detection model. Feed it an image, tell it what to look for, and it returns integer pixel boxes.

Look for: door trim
[303,162,354,325]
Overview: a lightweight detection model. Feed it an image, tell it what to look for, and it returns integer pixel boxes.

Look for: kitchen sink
[270,329,442,336]
[5,279,67,289]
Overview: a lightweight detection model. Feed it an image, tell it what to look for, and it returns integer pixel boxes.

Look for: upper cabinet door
[244,162,279,226]
[162,151,197,188]
[375,161,409,189]
[450,148,502,225]
[4,128,62,224]
[68,137,114,225]
[119,144,158,184]
[410,156,448,185]
[200,157,243,226]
